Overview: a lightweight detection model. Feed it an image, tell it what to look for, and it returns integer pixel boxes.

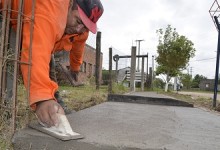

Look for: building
[199,79,215,91]
[55,44,103,86]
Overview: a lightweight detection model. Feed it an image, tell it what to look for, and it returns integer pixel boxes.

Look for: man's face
[65,9,88,35]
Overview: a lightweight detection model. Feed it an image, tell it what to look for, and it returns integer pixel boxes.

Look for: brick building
[54,44,103,85]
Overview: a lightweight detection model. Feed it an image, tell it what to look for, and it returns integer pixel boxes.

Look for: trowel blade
[29,114,84,141]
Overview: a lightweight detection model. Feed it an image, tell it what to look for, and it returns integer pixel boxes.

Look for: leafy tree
[155,25,196,91]
[153,78,165,89]
[179,73,192,90]
[191,74,207,88]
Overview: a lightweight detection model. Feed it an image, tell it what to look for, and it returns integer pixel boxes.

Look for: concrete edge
[108,94,194,107]
[12,129,163,150]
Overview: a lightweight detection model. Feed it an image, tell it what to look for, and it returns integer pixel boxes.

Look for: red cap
[76,0,104,34]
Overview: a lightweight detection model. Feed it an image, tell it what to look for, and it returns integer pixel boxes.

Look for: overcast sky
[88,0,218,79]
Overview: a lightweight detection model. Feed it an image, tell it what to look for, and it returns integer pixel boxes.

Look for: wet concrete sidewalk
[13,92,220,150]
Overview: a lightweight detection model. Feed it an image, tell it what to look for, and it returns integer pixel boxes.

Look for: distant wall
[55,44,103,85]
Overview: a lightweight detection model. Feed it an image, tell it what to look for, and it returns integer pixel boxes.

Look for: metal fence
[0,0,35,138]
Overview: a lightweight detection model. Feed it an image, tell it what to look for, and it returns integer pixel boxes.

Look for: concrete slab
[13,102,220,150]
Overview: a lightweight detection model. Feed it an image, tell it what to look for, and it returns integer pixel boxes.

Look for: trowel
[29,113,83,141]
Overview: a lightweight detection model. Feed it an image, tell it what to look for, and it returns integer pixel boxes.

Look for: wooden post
[146,54,148,84]
[152,55,154,90]
[108,48,112,94]
[130,46,136,92]
[96,31,101,90]
[141,57,145,91]
[149,67,152,89]
[115,59,118,83]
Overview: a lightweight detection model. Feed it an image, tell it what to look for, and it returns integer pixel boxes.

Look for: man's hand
[70,70,79,82]
[35,100,65,127]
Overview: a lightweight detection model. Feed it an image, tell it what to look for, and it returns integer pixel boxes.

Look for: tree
[155,25,196,91]
[191,74,207,88]
[153,78,165,89]
[179,73,192,90]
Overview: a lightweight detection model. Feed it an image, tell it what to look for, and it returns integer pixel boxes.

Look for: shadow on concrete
[108,93,193,107]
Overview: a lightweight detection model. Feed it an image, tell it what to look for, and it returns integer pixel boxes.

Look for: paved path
[13,92,220,150]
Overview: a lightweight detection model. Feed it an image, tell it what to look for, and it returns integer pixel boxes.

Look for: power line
[190,57,216,62]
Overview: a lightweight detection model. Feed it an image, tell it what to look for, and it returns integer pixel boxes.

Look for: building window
[80,61,86,73]
[205,84,209,88]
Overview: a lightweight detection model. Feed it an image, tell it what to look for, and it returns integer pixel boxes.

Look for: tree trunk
[164,74,170,92]
[165,83,169,92]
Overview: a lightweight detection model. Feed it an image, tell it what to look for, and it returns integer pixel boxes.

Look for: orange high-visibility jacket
[1,0,89,109]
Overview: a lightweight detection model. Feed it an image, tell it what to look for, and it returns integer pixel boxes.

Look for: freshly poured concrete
[13,101,220,150]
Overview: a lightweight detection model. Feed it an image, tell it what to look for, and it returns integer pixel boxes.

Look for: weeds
[159,91,214,110]
[111,82,129,94]
[59,85,108,111]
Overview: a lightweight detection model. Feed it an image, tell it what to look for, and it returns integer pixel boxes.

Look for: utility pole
[209,3,220,108]
[187,67,190,75]
[190,67,193,77]
[135,39,144,72]
[213,16,220,108]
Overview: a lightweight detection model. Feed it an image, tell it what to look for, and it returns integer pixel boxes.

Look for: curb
[108,94,193,107]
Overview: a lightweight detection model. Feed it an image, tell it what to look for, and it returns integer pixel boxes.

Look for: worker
[1,0,104,127]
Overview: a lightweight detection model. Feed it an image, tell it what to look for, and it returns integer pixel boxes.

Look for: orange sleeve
[20,0,69,108]
[70,31,89,72]
[54,34,76,52]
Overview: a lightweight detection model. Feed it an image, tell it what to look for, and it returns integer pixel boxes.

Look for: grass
[58,85,108,111]
[158,90,214,110]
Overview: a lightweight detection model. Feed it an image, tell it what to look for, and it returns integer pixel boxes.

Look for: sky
[87,0,219,79]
